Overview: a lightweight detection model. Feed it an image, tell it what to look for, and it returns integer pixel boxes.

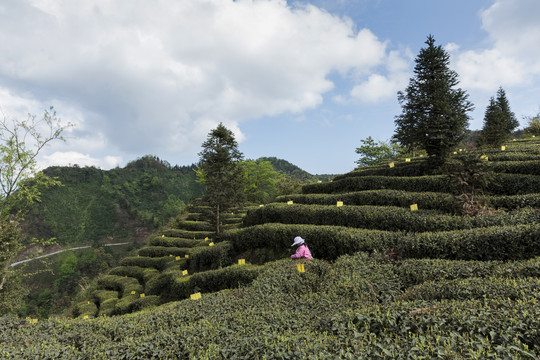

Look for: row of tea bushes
[224,222,540,261]
[303,173,540,196]
[243,203,540,232]
[397,257,540,287]
[400,276,540,301]
[276,190,460,213]
[277,190,540,212]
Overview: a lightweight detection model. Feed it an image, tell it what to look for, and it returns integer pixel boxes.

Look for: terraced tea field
[1,138,539,359]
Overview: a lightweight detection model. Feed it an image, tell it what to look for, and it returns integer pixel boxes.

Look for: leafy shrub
[96,275,142,297]
[177,220,213,232]
[120,256,174,272]
[137,246,190,258]
[401,276,540,301]
[162,228,214,239]
[108,266,159,285]
[243,203,540,232]
[147,236,203,248]
[276,190,460,213]
[322,252,401,304]
[187,241,233,273]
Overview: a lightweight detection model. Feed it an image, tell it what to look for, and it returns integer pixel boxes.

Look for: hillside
[2,138,540,358]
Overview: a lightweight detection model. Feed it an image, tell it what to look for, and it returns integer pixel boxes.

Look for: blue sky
[0,0,539,174]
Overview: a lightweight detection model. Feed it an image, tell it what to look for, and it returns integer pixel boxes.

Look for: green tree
[355,136,400,167]
[241,159,282,204]
[523,111,540,137]
[0,107,67,315]
[478,87,519,146]
[197,123,245,235]
[393,35,473,166]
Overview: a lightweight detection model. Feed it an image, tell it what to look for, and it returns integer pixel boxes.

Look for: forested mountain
[20,155,204,247]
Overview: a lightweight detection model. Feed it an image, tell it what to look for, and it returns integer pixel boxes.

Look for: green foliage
[393,35,473,166]
[241,158,282,204]
[524,111,540,136]
[355,136,401,167]
[244,203,540,232]
[478,88,519,146]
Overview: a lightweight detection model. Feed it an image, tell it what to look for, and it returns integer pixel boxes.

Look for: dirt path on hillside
[10,242,131,267]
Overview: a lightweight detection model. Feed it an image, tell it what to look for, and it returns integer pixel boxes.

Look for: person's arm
[290,246,304,259]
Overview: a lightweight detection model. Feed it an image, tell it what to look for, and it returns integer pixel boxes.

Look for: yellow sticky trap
[162,235,165,238]
[209,242,214,247]
[453,152,457,155]
[419,154,423,157]
[287,200,293,205]
[297,263,305,273]
[83,315,89,320]
[169,254,173,257]
[259,204,264,207]
[336,201,343,207]
[190,292,201,300]
[205,237,209,241]
[513,139,516,141]
[175,256,181,260]
[131,291,136,295]
[480,155,489,161]
[238,259,245,265]
[87,301,90,305]
[140,293,145,298]
[533,135,536,138]
[410,204,418,211]
[31,318,38,324]
[459,149,463,152]
[317,180,322,183]
[388,162,394,168]
[182,270,188,276]
[501,146,506,151]
[405,158,411,162]
[185,254,189,259]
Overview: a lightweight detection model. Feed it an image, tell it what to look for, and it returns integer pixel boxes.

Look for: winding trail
[10,242,131,267]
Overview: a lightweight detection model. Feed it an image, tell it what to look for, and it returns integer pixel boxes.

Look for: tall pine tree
[393,35,473,167]
[478,87,518,146]
[197,123,245,235]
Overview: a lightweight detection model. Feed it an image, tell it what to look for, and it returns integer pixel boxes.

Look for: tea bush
[147,236,203,248]
[137,246,190,258]
[243,203,540,232]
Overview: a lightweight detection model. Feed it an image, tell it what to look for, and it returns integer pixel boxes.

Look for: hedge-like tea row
[303,175,452,194]
[92,290,118,304]
[96,275,142,297]
[113,294,161,315]
[243,204,540,232]
[487,160,540,175]
[187,241,233,273]
[98,297,118,316]
[120,256,177,272]
[334,161,428,180]
[223,222,540,261]
[167,264,262,301]
[401,276,540,301]
[72,301,97,318]
[137,246,191,258]
[108,266,159,285]
[303,173,540,196]
[487,193,540,209]
[161,228,214,239]
[177,220,213,232]
[147,236,203,248]
[397,257,540,288]
[276,190,459,213]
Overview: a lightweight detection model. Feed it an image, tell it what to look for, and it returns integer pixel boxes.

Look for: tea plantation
[1,139,539,359]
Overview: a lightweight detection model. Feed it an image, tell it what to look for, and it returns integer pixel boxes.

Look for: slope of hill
[20,155,204,248]
[2,139,540,358]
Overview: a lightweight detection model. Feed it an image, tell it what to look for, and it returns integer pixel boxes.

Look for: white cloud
[0,0,392,168]
[40,151,122,169]
[349,49,411,103]
[452,0,540,90]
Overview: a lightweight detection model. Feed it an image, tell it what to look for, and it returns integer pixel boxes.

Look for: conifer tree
[478,87,519,146]
[393,35,473,167]
[197,123,245,235]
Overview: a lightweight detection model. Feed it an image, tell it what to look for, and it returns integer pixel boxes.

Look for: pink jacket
[291,244,313,259]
